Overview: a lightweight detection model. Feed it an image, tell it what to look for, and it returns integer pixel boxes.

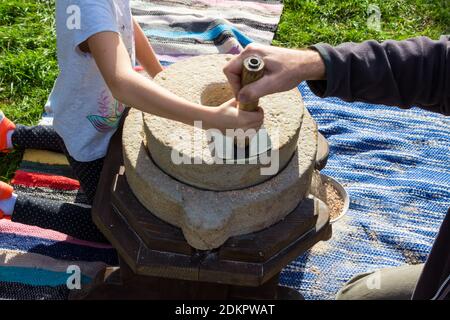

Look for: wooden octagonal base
[72,262,304,300]
[71,113,332,300]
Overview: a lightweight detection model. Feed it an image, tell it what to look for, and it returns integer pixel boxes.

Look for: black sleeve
[307,36,450,116]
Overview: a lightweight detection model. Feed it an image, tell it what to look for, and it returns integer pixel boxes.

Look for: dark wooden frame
[72,114,332,300]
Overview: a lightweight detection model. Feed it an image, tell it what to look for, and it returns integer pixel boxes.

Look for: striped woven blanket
[131,0,284,65]
[0,150,118,299]
[280,83,450,300]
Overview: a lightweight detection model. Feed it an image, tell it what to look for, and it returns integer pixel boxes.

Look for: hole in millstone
[233,141,251,160]
[209,128,273,162]
[200,82,234,107]
[200,82,272,162]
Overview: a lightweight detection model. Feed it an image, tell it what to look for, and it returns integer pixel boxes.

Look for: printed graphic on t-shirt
[87,89,125,132]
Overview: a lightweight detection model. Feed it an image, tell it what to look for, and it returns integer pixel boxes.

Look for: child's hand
[205,99,264,133]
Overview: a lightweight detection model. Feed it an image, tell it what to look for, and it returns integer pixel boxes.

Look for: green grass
[0,0,57,181]
[273,0,450,47]
[0,0,449,182]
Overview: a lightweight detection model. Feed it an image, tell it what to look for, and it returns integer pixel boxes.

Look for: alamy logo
[367,4,381,32]
[66,5,81,30]
[366,270,382,290]
[170,121,280,176]
[66,265,81,290]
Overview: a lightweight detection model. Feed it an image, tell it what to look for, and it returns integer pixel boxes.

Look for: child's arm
[86,31,263,132]
[133,18,164,77]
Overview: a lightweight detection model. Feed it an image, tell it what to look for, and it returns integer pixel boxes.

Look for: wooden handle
[239,56,265,112]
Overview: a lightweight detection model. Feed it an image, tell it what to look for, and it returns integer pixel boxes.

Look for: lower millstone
[122,108,318,250]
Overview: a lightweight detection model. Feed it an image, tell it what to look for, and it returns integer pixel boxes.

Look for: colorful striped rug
[0,149,117,299]
[0,0,284,300]
[131,0,284,65]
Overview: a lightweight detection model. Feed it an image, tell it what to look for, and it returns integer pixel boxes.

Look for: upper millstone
[143,54,305,191]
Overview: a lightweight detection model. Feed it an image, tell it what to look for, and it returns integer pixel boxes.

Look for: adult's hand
[223,43,326,104]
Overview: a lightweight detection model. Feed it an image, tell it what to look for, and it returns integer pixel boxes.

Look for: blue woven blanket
[280,82,450,300]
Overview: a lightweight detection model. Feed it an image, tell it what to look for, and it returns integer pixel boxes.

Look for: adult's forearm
[307,36,450,115]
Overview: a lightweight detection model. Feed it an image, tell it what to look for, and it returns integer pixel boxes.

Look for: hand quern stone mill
[74,54,346,300]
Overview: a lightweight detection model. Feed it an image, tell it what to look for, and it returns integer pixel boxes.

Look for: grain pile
[324,182,344,220]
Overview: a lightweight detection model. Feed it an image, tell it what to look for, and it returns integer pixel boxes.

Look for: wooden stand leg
[70,261,304,300]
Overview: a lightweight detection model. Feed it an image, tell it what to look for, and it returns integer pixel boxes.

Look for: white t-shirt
[48,0,136,162]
